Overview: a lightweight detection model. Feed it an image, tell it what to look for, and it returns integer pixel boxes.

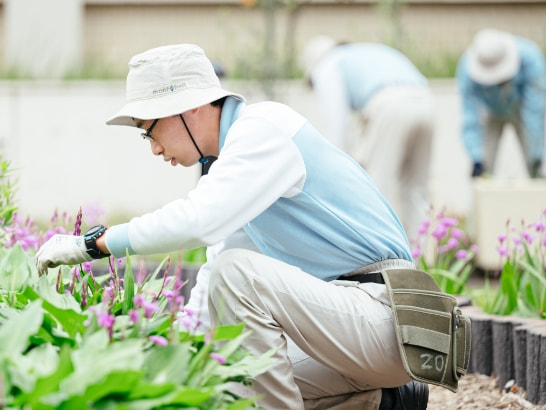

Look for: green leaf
[60,333,144,397]
[84,369,143,402]
[23,283,86,339]
[0,300,43,360]
[144,343,193,385]
[122,250,135,315]
[126,380,176,400]
[15,344,74,408]
[0,244,32,291]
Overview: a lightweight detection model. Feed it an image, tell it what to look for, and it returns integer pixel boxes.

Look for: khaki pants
[209,249,411,409]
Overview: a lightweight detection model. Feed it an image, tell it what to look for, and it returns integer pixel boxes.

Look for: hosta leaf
[0,244,32,291]
[23,284,86,339]
[0,300,43,360]
[144,342,193,385]
[9,342,59,392]
[84,369,143,402]
[60,333,144,396]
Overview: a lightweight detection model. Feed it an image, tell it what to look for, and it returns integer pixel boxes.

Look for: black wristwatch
[84,224,110,259]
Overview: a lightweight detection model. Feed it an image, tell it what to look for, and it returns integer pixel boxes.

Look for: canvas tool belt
[380,268,471,392]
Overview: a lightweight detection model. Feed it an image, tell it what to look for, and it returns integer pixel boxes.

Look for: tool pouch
[381,268,471,392]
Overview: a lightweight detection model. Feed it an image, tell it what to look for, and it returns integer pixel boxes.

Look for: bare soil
[428,373,546,409]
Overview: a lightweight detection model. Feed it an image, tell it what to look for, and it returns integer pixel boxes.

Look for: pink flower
[149,335,168,346]
[451,228,464,239]
[432,225,447,240]
[441,217,458,227]
[210,353,226,365]
[455,250,467,260]
[497,245,509,257]
[447,237,459,250]
[522,231,534,245]
[530,221,545,232]
[411,248,421,258]
[129,309,140,324]
[97,311,115,329]
[497,234,506,244]
[418,220,430,235]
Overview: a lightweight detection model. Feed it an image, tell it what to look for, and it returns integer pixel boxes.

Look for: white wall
[4,0,83,78]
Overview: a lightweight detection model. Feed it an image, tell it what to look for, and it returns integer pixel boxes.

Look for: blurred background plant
[411,205,478,296]
[0,154,18,248]
[471,211,546,319]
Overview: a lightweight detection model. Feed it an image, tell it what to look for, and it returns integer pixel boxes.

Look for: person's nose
[150,140,163,156]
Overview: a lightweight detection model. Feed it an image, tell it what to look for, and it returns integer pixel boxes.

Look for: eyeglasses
[141,118,159,141]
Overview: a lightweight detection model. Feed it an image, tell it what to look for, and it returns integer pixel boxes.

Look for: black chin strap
[179,114,207,164]
[178,114,216,175]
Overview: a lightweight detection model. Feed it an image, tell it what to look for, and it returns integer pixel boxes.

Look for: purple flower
[441,217,458,227]
[530,221,545,232]
[162,289,175,301]
[133,294,160,318]
[210,353,226,365]
[522,231,534,245]
[471,245,479,254]
[73,207,82,236]
[497,245,509,257]
[455,250,467,260]
[432,225,447,240]
[418,220,430,235]
[497,234,506,244]
[178,315,193,330]
[411,248,421,259]
[133,293,145,308]
[129,309,140,324]
[447,237,459,250]
[97,311,115,329]
[451,228,464,239]
[149,335,168,346]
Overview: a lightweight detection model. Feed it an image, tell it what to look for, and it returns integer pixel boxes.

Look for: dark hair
[211,97,227,108]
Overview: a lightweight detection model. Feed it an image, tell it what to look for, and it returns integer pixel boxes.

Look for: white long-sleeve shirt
[106,97,412,325]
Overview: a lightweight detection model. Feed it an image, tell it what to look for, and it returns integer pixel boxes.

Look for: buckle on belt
[337,272,385,284]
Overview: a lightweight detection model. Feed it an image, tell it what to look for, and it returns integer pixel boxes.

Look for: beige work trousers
[353,85,434,241]
[209,249,411,409]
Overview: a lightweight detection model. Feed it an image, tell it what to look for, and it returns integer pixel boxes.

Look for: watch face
[86,225,105,237]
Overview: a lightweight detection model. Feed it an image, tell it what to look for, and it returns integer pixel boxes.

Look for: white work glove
[36,234,93,276]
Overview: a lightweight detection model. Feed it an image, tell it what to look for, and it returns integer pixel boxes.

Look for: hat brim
[467,34,519,85]
[106,87,244,127]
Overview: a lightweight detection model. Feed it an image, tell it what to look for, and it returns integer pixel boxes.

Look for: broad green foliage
[0,246,275,409]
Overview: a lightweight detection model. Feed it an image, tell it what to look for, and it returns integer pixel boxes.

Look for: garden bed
[460,305,546,406]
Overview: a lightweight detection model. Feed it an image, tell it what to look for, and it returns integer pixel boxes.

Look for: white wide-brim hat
[300,35,337,79]
[467,29,520,85]
[107,44,244,127]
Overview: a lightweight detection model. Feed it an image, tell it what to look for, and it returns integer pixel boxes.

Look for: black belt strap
[337,272,385,284]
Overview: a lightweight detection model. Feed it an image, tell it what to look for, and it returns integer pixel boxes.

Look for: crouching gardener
[36,44,430,409]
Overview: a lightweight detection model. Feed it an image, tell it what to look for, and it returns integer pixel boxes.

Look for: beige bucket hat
[467,29,520,85]
[107,44,244,127]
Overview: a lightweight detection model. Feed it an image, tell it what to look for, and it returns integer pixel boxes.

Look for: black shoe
[379,380,429,410]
